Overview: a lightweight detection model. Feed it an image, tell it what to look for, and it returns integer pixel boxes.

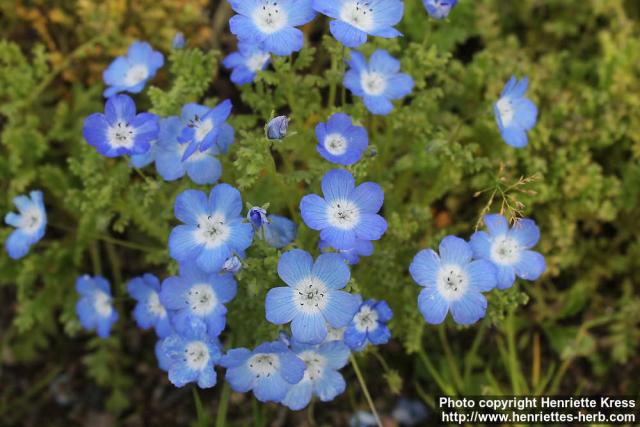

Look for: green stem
[350,355,383,427]
[49,223,160,252]
[463,319,487,385]
[438,326,464,393]
[89,242,103,276]
[215,381,231,427]
[506,310,522,394]
[192,387,208,427]
[417,348,456,396]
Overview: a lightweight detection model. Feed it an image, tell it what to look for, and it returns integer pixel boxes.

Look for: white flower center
[327,200,360,230]
[353,305,379,333]
[326,325,346,341]
[299,350,326,382]
[294,277,329,313]
[147,292,166,318]
[20,207,43,234]
[324,133,348,156]
[248,353,280,378]
[107,121,136,148]
[361,71,387,96]
[195,118,214,142]
[436,264,468,301]
[194,213,230,248]
[340,1,375,31]
[252,1,288,34]
[496,97,514,127]
[184,341,210,371]
[186,283,218,316]
[94,291,113,318]
[124,63,149,86]
[490,236,521,265]
[246,52,270,72]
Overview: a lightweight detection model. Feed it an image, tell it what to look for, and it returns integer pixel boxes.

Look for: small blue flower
[266,115,290,140]
[177,100,233,160]
[220,340,306,402]
[222,255,243,274]
[127,274,172,338]
[344,49,414,116]
[392,398,428,426]
[300,169,387,250]
[263,215,297,248]
[344,299,392,351]
[223,42,271,85]
[350,411,378,427]
[168,184,254,273]
[409,236,497,325]
[248,206,270,229]
[82,94,159,158]
[470,214,546,289]
[266,249,361,344]
[75,275,118,338]
[494,76,538,148]
[4,190,46,260]
[281,340,350,410]
[160,262,237,338]
[228,0,316,56]
[313,0,404,48]
[423,0,458,19]
[316,113,368,165]
[319,238,374,265]
[103,41,164,98]
[172,32,186,49]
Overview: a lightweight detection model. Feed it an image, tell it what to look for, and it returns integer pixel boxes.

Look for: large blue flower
[494,76,538,148]
[281,340,350,410]
[409,236,497,325]
[168,185,253,273]
[300,169,387,250]
[264,215,297,248]
[127,274,172,338]
[220,340,306,403]
[103,41,164,98]
[344,299,392,351]
[75,275,119,338]
[223,42,271,85]
[265,249,361,344]
[229,0,316,56]
[319,238,374,265]
[316,113,368,165]
[470,214,546,289]
[160,262,237,338]
[82,94,159,158]
[4,190,46,260]
[312,0,404,48]
[177,101,232,160]
[423,0,458,19]
[344,49,414,116]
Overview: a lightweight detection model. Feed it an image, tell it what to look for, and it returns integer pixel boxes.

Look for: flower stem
[350,354,383,427]
[215,381,231,427]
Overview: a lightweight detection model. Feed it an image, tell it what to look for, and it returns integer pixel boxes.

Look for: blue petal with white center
[127,274,172,338]
[344,298,393,351]
[75,275,119,338]
[223,42,271,85]
[316,113,368,165]
[4,190,47,260]
[494,76,538,148]
[103,41,164,98]
[423,0,458,19]
[177,100,233,160]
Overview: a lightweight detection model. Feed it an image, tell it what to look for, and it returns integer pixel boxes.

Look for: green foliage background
[1,0,639,425]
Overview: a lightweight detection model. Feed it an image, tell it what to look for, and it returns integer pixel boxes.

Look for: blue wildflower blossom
[319,238,373,265]
[103,41,164,98]
[392,398,428,426]
[220,340,306,403]
[494,76,538,148]
[172,32,186,49]
[470,214,546,289]
[4,190,47,260]
[222,254,243,274]
[300,169,387,250]
[168,185,253,273]
[248,206,269,229]
[129,136,157,168]
[75,275,118,338]
[156,339,172,372]
[82,94,159,158]
[264,215,297,248]
[312,0,404,48]
[160,262,237,338]
[344,299,392,351]
[409,236,498,325]
[266,115,290,140]
[344,49,414,115]
[177,100,233,160]
[228,0,316,56]
[281,340,351,410]
[265,249,361,344]
[223,42,271,85]
[350,411,378,427]
[316,113,368,165]
[423,0,458,19]
[127,274,172,338]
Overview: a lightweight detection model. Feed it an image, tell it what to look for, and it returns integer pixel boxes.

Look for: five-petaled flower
[316,113,368,165]
[75,275,119,338]
[103,41,164,98]
[177,101,233,161]
[423,0,458,20]
[127,274,172,338]
[344,299,393,351]
[4,190,47,260]
[223,42,271,85]
[494,76,538,148]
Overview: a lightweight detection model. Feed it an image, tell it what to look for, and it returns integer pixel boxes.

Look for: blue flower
[75,275,118,338]
[470,214,546,289]
[129,136,158,168]
[344,49,414,115]
[316,113,368,165]
[319,238,373,265]
[350,411,378,427]
[266,115,290,140]
[156,339,172,372]
[248,206,269,229]
[423,0,457,19]
[102,41,164,98]
[168,185,253,273]
[220,340,306,402]
[263,215,297,248]
[344,299,392,351]
[312,0,404,48]
[281,340,350,410]
[229,0,316,56]
[494,76,538,148]
[160,262,237,338]
[177,100,233,160]
[82,94,159,158]
[409,236,497,325]
[223,42,271,85]
[172,32,186,49]
[392,398,428,426]
[127,274,172,338]
[222,255,243,274]
[4,190,46,260]
[265,249,361,344]
[300,169,387,250]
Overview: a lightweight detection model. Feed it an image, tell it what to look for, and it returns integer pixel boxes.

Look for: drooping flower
[228,0,316,56]
[281,340,351,410]
[248,206,270,229]
[344,299,392,351]
[160,262,237,338]
[82,94,159,158]
[344,49,414,115]
[265,249,361,344]
[222,255,243,274]
[263,215,297,248]
[470,214,546,289]
[103,41,164,98]
[319,238,374,265]
[127,274,172,338]
[312,0,404,48]
[172,32,186,49]
[177,101,233,160]
[220,340,306,402]
[168,185,253,273]
[494,76,538,148]
[423,0,458,19]
[300,169,387,250]
[223,42,271,85]
[316,113,368,165]
[409,236,497,325]
[75,275,119,338]
[4,190,47,260]
[266,115,290,140]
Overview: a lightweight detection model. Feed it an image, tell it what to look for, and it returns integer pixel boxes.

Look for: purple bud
[248,206,269,229]
[222,255,242,274]
[266,116,289,140]
[172,32,185,49]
